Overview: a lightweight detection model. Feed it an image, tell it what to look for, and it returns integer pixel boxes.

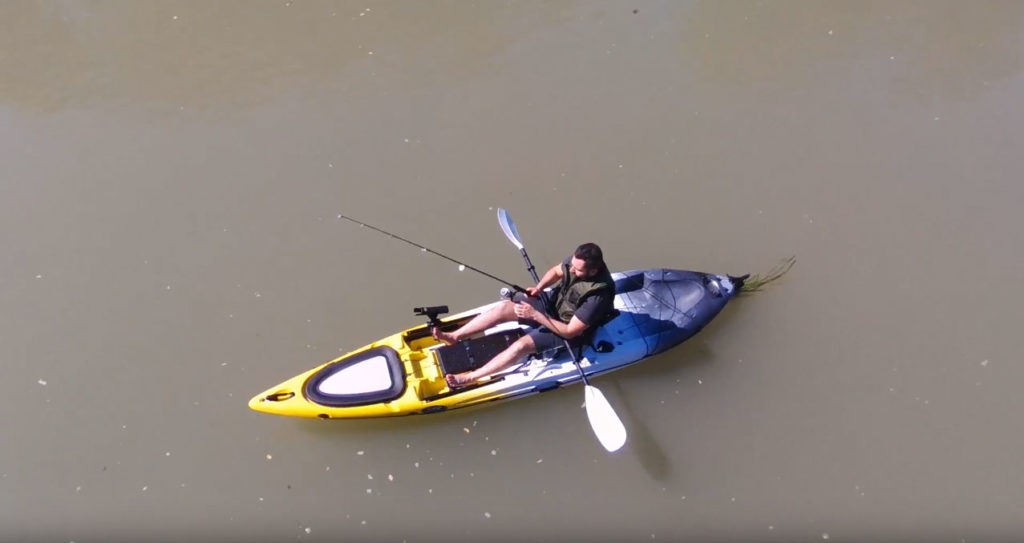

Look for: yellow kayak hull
[248,304,506,419]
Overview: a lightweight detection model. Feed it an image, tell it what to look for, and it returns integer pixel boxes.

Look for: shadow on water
[282,298,742,477]
[606,378,672,481]
[609,337,720,484]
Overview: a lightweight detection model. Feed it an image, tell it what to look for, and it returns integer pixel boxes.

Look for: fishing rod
[337,214,527,293]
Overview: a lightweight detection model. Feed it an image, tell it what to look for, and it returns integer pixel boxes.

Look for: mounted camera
[413,305,449,327]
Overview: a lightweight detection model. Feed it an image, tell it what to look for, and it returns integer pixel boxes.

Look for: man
[433,243,615,389]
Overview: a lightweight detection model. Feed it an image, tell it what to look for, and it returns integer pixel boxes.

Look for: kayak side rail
[419,374,510,403]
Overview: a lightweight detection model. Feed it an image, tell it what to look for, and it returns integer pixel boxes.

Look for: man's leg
[446,334,537,387]
[433,300,517,345]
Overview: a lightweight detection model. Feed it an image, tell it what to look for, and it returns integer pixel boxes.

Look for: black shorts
[526,326,586,355]
[513,292,587,355]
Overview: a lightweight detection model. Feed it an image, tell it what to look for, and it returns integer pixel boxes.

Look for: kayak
[248,268,746,419]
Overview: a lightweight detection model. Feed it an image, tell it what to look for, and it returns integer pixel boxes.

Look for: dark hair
[573,243,606,273]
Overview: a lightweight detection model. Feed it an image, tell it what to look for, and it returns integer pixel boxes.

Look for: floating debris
[740,256,796,294]
[37,379,47,386]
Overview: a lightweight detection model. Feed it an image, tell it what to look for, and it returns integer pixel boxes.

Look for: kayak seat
[584,308,620,352]
[437,328,525,375]
[531,308,621,361]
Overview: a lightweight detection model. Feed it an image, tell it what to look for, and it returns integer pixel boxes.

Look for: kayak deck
[249,268,743,419]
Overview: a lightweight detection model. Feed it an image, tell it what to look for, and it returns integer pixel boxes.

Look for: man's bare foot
[431,326,458,346]
[445,372,474,390]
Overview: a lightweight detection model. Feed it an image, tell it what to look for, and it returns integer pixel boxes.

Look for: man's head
[570,243,606,278]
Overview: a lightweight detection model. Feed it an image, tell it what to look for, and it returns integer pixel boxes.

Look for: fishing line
[337,214,526,292]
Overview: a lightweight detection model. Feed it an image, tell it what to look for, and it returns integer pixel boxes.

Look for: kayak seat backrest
[596,308,620,327]
[437,329,525,375]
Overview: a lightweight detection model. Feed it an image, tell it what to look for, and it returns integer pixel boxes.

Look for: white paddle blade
[497,208,525,250]
[584,385,627,452]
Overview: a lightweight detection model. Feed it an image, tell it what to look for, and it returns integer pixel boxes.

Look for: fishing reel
[413,305,448,328]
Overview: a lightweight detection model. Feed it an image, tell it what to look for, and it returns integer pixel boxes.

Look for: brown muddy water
[2,1,1023,541]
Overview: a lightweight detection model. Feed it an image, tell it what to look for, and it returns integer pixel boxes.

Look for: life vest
[554,261,614,323]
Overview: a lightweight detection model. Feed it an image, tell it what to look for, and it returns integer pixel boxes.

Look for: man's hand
[525,286,543,297]
[513,301,537,321]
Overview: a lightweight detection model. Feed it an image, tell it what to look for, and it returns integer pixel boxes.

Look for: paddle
[497,208,627,452]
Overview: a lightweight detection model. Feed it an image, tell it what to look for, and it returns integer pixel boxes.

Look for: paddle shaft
[516,248,593,387]
[338,214,527,293]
